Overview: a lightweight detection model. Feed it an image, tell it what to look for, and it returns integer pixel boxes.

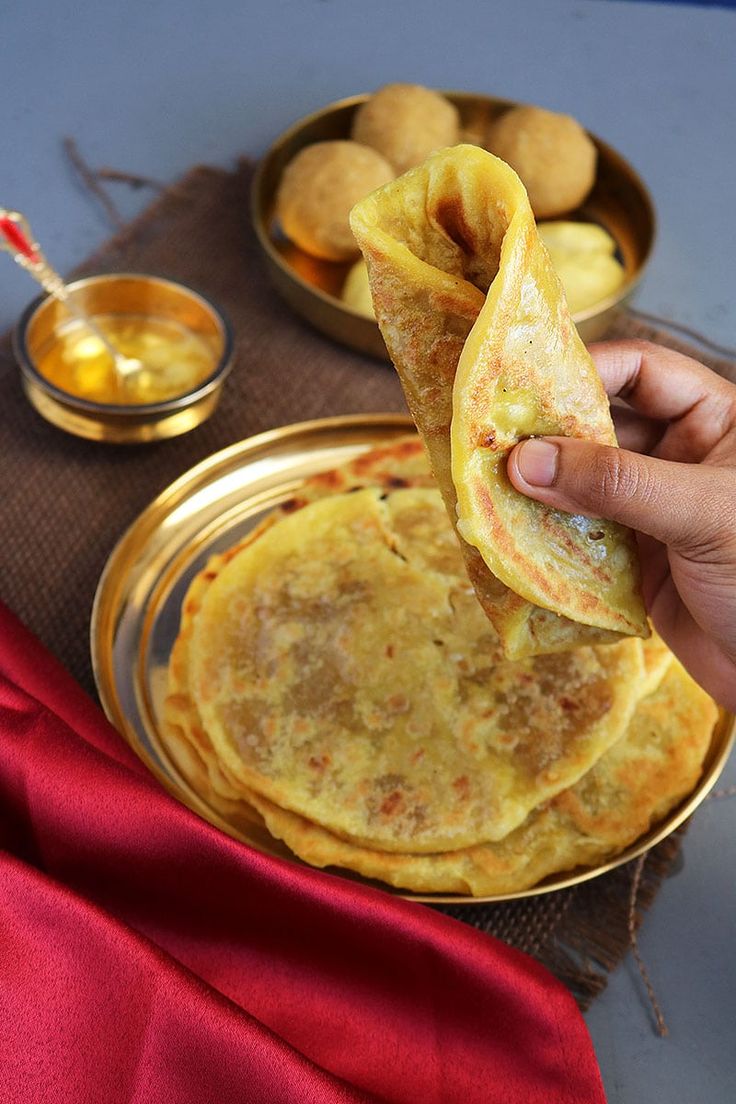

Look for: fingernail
[515,439,559,487]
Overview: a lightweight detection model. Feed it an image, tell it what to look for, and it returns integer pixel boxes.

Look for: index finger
[588,338,736,421]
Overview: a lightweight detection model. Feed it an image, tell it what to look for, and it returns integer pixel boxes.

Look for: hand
[507,339,736,711]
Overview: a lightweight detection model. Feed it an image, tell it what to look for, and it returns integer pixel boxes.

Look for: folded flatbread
[350,145,648,658]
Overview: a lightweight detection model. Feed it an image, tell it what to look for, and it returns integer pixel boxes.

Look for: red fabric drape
[0,603,606,1103]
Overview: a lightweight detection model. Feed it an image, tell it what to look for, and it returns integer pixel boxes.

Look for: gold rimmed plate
[92,415,733,904]
[252,92,656,360]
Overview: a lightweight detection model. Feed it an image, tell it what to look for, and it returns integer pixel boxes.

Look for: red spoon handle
[0,215,40,262]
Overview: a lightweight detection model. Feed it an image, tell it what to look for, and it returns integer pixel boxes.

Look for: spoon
[0,209,144,385]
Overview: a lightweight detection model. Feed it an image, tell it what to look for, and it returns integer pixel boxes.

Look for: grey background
[2,2,735,1100]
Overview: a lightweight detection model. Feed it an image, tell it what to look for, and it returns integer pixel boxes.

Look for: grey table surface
[2,1,735,1101]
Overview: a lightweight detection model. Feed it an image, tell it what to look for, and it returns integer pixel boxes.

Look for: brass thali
[252,92,656,359]
[92,415,734,904]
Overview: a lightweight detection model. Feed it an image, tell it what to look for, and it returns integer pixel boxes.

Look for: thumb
[507,437,736,554]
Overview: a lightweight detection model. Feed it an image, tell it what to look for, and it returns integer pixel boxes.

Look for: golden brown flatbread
[165,449,645,853]
[241,659,716,896]
[350,145,647,659]
[164,436,434,805]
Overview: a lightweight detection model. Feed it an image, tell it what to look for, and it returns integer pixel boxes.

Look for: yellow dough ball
[341,259,375,318]
[276,141,394,261]
[351,83,460,175]
[538,220,626,313]
[486,105,597,218]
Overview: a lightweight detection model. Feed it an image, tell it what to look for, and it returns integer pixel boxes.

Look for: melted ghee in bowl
[36,314,217,405]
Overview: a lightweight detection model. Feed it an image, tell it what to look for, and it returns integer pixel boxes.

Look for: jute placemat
[1,157,732,1017]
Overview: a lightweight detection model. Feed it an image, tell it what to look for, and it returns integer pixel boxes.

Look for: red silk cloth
[0,603,606,1103]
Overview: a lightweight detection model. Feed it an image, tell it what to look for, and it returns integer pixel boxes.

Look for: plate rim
[91,413,734,905]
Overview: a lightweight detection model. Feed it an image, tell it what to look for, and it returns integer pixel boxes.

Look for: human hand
[507,340,736,711]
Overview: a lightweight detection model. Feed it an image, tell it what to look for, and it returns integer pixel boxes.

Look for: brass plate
[252,92,657,359]
[92,415,733,904]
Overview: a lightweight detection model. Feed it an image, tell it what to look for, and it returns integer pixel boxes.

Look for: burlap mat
[1,158,732,1013]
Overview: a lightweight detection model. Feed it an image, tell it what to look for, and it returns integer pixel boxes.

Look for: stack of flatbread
[162,147,716,896]
[162,441,715,896]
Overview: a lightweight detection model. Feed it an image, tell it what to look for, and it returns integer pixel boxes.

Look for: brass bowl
[14,273,234,444]
[252,92,657,359]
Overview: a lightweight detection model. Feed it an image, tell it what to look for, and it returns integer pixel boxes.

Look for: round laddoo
[486,105,597,219]
[351,83,460,175]
[276,141,394,262]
